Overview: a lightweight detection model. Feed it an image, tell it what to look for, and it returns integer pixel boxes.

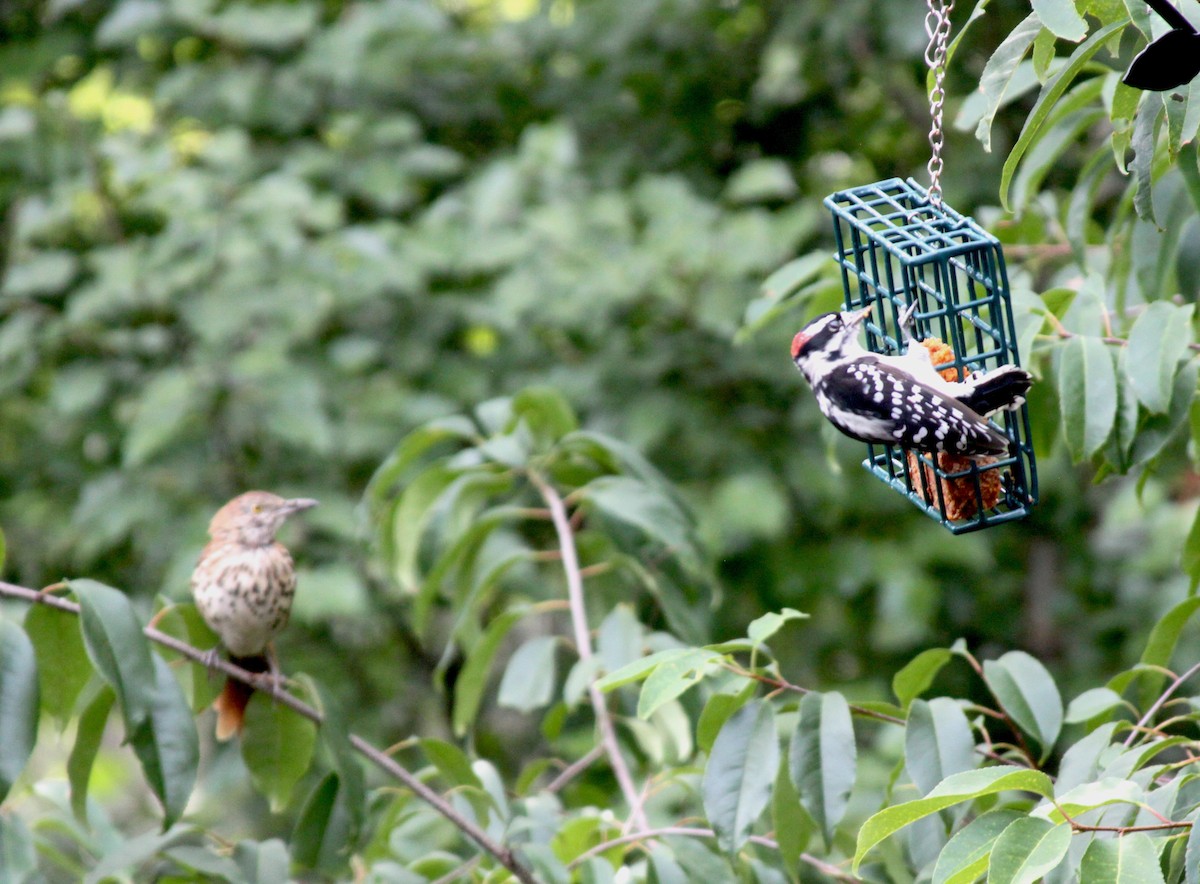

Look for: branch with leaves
[0,579,537,884]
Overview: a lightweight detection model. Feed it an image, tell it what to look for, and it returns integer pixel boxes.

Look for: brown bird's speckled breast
[191,540,297,657]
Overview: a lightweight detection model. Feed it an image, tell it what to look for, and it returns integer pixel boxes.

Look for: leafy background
[2,0,1200,881]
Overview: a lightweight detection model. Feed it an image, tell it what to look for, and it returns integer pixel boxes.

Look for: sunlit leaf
[985,817,1070,884]
[1079,833,1165,883]
[854,767,1054,870]
[23,603,91,728]
[983,651,1063,759]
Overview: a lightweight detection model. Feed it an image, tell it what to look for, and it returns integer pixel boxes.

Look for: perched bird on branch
[191,491,318,740]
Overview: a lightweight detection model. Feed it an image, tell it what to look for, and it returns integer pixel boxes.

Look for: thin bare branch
[528,470,649,833]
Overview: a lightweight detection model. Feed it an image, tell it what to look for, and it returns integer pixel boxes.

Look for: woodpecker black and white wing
[814,361,1010,456]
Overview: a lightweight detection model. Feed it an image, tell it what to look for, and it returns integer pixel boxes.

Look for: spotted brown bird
[191,491,318,740]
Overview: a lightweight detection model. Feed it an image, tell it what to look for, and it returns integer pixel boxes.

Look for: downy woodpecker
[790,305,1031,458]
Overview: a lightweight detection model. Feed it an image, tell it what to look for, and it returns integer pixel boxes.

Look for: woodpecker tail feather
[213,654,270,740]
[957,365,1032,417]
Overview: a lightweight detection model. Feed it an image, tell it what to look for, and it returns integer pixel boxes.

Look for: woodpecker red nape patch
[791,331,809,359]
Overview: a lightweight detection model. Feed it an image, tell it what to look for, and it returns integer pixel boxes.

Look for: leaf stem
[1125,658,1200,747]
[0,580,537,884]
[724,663,905,725]
[528,470,649,833]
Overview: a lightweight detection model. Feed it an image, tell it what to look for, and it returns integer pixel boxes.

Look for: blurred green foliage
[2,0,1200,878]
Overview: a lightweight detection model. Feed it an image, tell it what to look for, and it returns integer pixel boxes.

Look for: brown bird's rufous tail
[213,654,270,741]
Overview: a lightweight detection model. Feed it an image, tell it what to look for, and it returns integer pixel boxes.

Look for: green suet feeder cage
[824,177,1038,534]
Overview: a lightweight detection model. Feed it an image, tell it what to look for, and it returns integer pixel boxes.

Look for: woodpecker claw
[898,300,921,343]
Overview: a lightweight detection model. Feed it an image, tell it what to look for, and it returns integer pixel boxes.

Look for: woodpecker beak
[282,498,319,513]
[847,304,873,326]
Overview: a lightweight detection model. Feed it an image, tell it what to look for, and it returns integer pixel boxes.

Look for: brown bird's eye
[252,504,263,513]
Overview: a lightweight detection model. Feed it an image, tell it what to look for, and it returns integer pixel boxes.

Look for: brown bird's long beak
[283,498,319,513]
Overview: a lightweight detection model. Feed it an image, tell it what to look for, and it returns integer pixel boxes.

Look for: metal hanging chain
[924,0,955,207]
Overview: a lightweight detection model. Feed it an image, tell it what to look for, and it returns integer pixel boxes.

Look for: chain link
[924,0,955,207]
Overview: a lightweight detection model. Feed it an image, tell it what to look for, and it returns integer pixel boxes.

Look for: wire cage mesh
[824,177,1038,533]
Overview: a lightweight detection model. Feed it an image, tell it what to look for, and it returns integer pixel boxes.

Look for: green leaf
[1184,507,1200,589]
[932,810,1022,884]
[790,691,856,843]
[1126,302,1195,414]
[127,654,199,827]
[584,476,701,568]
[122,368,204,467]
[511,386,578,452]
[746,608,808,647]
[72,579,156,731]
[973,15,1040,152]
[151,603,221,713]
[242,693,318,812]
[893,647,953,710]
[1130,357,1197,466]
[702,700,779,852]
[497,635,558,713]
[725,158,797,204]
[24,603,91,728]
[1141,595,1200,670]
[983,651,1063,759]
[453,606,527,736]
[986,817,1070,883]
[1050,777,1143,820]
[1001,20,1127,210]
[1079,833,1166,883]
[68,685,114,822]
[1032,0,1087,41]
[905,698,977,796]
[597,605,645,674]
[309,681,365,845]
[595,648,695,692]
[1065,687,1124,723]
[0,620,39,803]
[771,754,813,877]
[697,679,755,754]
[853,767,1054,871]
[759,252,827,301]
[636,649,721,719]
[421,739,482,790]
[1059,335,1118,461]
[0,811,36,881]
[1187,810,1200,884]
[233,838,291,884]
[291,771,347,871]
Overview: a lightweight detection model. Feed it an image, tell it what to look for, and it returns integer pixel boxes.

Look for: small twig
[724,664,905,726]
[429,855,481,884]
[1053,798,1192,835]
[0,580,536,884]
[545,744,606,793]
[1041,310,1200,353]
[528,470,649,833]
[1125,659,1200,748]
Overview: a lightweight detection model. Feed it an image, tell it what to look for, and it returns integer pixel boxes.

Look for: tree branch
[0,580,536,884]
[528,469,649,833]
